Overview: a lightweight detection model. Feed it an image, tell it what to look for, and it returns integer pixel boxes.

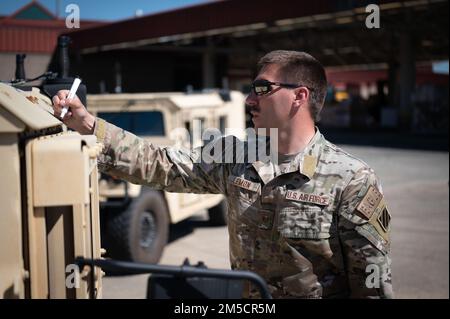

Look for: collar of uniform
[250,127,323,183]
[249,135,277,185]
[298,127,323,180]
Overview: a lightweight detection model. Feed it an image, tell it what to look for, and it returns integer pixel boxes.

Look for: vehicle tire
[105,190,169,264]
[208,200,228,226]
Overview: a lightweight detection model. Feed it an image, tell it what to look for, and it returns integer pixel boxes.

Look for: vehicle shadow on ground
[103,214,222,276]
[168,215,221,244]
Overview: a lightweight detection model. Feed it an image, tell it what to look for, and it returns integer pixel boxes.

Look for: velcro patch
[368,198,391,243]
[229,176,261,193]
[356,185,382,219]
[285,190,329,206]
[95,118,107,143]
[377,207,391,232]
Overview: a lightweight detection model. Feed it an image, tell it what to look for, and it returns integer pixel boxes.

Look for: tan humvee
[0,83,103,298]
[87,90,246,264]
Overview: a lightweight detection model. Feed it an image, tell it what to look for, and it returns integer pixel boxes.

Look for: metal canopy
[66,0,448,67]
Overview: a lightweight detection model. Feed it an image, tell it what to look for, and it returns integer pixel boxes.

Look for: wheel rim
[139,211,157,249]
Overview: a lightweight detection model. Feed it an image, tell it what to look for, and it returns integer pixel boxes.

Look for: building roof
[62,0,448,67]
[0,1,105,53]
[9,0,57,20]
[64,0,341,50]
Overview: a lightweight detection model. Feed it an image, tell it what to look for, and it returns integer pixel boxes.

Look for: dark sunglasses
[251,79,313,96]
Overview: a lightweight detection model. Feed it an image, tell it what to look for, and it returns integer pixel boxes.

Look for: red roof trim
[0,18,105,28]
[0,9,106,54]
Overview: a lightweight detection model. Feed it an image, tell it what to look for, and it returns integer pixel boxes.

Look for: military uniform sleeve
[337,166,394,298]
[94,117,227,194]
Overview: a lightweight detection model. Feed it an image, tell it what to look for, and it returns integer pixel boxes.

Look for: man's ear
[294,87,309,107]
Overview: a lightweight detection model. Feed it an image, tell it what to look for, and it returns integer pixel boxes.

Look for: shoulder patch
[377,205,391,233]
[356,185,382,219]
[369,199,391,242]
[355,197,392,253]
[355,185,392,244]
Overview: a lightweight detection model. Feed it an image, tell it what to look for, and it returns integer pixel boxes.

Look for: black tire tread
[105,190,169,264]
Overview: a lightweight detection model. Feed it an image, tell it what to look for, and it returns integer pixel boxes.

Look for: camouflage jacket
[94,118,393,299]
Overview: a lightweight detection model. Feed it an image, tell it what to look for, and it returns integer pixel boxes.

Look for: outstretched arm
[52,90,227,194]
[94,118,227,194]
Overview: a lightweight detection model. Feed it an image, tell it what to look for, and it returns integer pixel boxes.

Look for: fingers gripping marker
[60,77,81,119]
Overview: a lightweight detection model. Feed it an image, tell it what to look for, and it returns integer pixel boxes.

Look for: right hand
[52,90,96,135]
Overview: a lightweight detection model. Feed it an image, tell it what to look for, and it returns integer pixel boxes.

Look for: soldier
[52,50,393,298]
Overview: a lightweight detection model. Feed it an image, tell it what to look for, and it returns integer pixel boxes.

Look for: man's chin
[252,119,261,131]
[252,124,270,136]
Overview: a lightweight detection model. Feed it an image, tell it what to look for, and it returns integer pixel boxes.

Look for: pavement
[102,141,449,299]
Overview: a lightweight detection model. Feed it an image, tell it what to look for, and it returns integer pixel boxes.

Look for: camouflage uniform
[95,118,393,299]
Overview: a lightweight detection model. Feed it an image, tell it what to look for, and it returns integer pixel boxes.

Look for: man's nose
[245,91,258,107]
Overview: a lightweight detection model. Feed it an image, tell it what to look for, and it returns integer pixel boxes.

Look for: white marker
[60,77,81,119]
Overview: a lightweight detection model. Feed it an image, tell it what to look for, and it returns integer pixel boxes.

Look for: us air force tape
[356,185,391,243]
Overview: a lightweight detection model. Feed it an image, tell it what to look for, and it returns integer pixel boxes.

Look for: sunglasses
[251,79,313,96]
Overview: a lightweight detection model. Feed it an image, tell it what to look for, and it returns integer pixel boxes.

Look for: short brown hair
[257,50,327,122]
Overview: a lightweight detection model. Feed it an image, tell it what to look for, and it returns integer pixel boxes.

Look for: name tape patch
[285,190,329,206]
[229,176,261,193]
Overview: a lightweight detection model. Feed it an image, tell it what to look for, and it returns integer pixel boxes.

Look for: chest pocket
[227,175,260,202]
[227,175,271,228]
[278,192,334,239]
